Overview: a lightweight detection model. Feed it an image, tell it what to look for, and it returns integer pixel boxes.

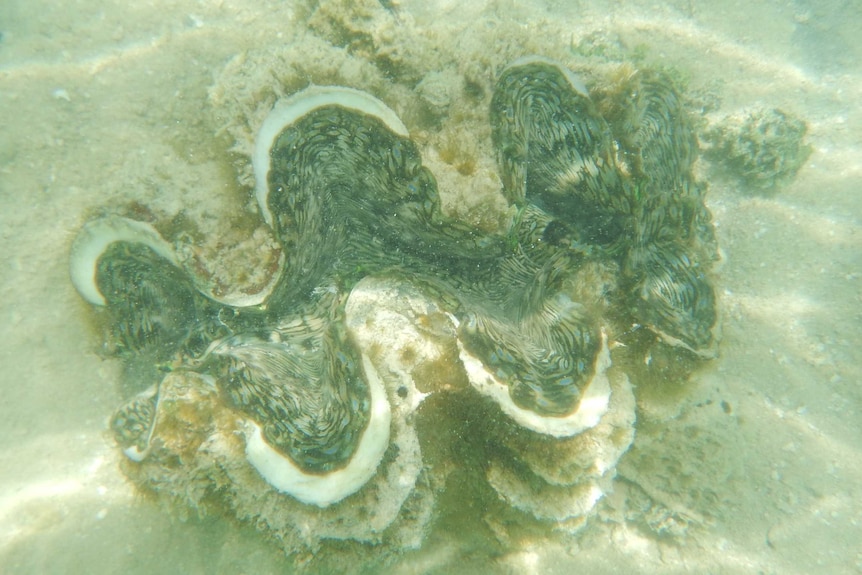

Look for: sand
[0,0,860,573]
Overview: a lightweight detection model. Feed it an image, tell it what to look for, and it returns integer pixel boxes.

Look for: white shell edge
[253,85,409,227]
[70,216,179,306]
[458,329,612,438]
[503,55,591,99]
[119,384,161,462]
[244,353,392,508]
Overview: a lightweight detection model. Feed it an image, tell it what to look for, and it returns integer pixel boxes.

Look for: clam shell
[110,384,160,462]
[68,52,724,548]
[484,369,635,524]
[69,216,178,307]
[69,215,208,362]
[457,322,612,437]
[253,86,408,228]
[241,353,392,508]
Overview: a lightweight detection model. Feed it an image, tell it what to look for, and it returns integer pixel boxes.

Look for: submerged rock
[704,107,813,193]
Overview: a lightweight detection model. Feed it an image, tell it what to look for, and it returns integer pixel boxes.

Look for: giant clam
[69,55,718,561]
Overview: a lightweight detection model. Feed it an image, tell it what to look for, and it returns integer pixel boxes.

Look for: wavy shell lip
[69,216,179,306]
[484,369,636,526]
[453,311,613,438]
[70,215,281,309]
[502,55,591,98]
[253,85,409,228]
[111,384,161,462]
[243,353,392,508]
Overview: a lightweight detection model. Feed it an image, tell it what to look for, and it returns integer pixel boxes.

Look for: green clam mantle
[69,57,718,551]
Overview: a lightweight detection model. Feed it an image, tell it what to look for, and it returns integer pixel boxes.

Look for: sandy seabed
[1,0,861,573]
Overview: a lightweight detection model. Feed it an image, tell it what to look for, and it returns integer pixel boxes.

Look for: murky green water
[1,1,860,573]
